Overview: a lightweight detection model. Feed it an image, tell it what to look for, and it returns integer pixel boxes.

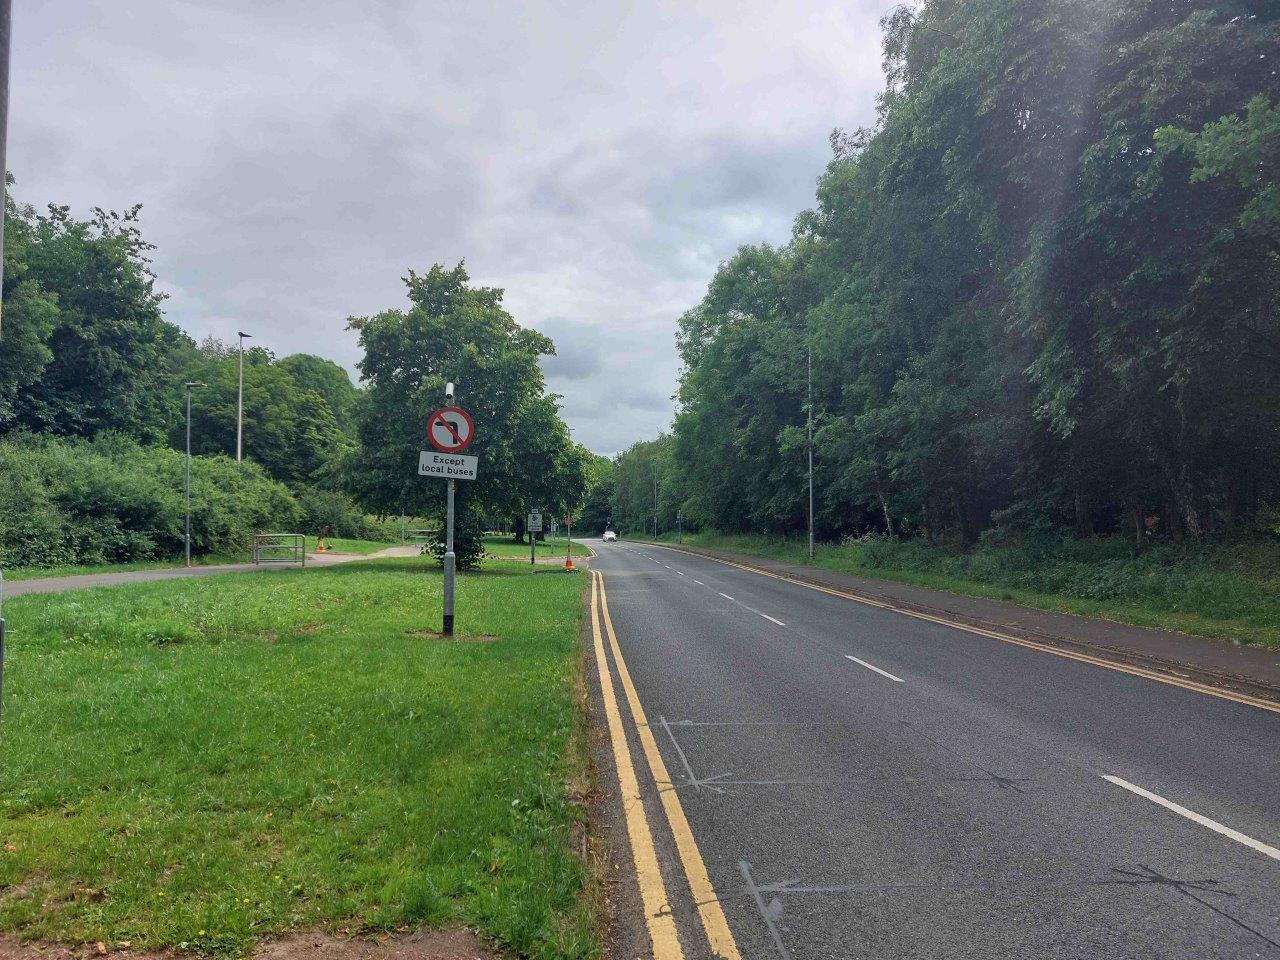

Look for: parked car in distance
[602,530,618,542]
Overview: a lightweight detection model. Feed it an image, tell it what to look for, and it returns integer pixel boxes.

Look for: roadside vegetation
[653,532,1280,650]
[0,557,596,959]
[600,2,1280,638]
[0,199,600,576]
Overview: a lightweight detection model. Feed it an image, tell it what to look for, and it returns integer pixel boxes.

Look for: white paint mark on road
[760,614,786,627]
[845,655,904,683]
[1103,775,1280,863]
[692,580,704,585]
[718,593,735,601]
[677,570,686,576]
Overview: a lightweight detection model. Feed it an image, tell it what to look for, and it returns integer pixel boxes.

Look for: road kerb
[589,572,683,959]
[596,570,743,960]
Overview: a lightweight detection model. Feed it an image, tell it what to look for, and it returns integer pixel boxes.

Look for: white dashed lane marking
[845,655,904,683]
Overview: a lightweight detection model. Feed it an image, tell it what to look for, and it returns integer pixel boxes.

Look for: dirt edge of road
[0,929,497,960]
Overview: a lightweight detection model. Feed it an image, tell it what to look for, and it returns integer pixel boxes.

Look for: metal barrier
[253,533,306,566]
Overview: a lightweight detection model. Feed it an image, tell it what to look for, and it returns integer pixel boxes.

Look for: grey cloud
[13,0,889,454]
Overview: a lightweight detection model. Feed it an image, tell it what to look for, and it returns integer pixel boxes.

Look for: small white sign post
[424,394,477,636]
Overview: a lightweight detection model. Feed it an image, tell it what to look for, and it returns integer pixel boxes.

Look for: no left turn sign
[427,406,475,453]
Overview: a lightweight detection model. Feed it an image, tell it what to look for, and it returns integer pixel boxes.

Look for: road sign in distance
[418,451,478,480]
[564,516,573,526]
[528,511,543,533]
[427,406,475,453]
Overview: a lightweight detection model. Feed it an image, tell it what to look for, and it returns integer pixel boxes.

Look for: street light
[185,382,204,567]
[0,0,13,339]
[236,331,252,461]
[807,340,815,560]
[652,460,660,538]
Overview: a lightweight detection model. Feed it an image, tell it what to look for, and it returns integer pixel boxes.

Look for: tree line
[0,187,591,567]
[609,0,1279,545]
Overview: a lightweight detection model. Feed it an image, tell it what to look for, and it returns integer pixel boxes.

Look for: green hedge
[0,435,299,568]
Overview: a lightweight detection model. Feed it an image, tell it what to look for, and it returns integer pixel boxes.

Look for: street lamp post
[0,0,13,338]
[185,382,203,567]
[652,460,659,538]
[807,342,815,560]
[236,331,252,461]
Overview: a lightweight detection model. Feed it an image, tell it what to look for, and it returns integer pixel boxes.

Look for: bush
[295,486,391,540]
[427,503,486,571]
[0,434,300,569]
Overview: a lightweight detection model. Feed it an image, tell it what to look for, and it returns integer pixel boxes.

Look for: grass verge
[0,556,596,959]
[305,536,396,555]
[483,538,591,560]
[647,532,1280,650]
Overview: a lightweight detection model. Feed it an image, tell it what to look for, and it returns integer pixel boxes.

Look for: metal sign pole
[420,384,476,639]
[443,477,456,636]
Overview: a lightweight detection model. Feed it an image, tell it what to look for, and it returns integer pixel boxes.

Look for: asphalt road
[586,539,1280,960]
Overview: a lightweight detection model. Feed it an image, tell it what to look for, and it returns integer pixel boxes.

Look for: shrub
[0,434,300,569]
[294,486,391,540]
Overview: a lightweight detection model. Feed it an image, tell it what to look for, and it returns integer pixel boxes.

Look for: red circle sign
[427,406,475,453]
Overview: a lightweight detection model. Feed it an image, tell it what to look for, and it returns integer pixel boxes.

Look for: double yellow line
[589,570,741,960]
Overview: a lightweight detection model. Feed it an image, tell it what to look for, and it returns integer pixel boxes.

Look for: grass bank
[0,557,596,959]
[647,532,1280,650]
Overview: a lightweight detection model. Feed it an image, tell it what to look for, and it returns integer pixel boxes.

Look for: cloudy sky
[14,0,889,454]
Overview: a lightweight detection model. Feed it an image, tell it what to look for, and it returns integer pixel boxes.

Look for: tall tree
[7,203,179,441]
[346,263,587,548]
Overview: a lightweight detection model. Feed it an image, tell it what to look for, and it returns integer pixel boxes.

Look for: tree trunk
[875,479,895,538]
[952,491,975,545]
[1073,484,1093,539]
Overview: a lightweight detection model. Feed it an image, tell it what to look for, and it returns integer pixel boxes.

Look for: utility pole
[807,341,815,560]
[0,0,13,338]
[185,382,203,567]
[236,331,252,461]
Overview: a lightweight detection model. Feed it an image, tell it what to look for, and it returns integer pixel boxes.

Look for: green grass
[483,537,591,560]
[305,535,395,555]
[648,532,1280,650]
[2,555,246,583]
[0,557,596,958]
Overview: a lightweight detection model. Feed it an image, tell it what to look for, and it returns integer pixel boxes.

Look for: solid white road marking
[677,570,685,576]
[692,580,703,585]
[845,655,905,683]
[1103,775,1280,863]
[719,592,735,601]
[760,613,786,627]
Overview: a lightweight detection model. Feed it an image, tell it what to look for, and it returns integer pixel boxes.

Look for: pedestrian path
[4,545,422,598]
